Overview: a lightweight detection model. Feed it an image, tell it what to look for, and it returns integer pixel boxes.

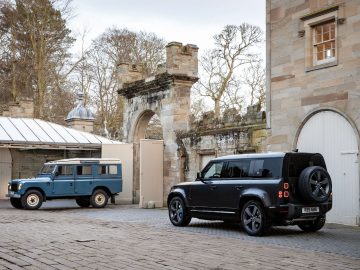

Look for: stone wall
[178,105,267,181]
[10,149,100,179]
[1,98,34,118]
[266,0,360,150]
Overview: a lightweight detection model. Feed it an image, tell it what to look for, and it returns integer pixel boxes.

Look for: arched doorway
[0,148,12,199]
[296,110,359,225]
[132,111,164,205]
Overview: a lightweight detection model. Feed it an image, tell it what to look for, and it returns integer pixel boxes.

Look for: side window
[97,165,118,175]
[248,158,281,179]
[223,160,251,178]
[76,165,92,176]
[203,162,225,179]
[57,165,73,176]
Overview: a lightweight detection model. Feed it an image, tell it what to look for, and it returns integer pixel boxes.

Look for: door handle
[235,186,243,190]
[69,183,73,186]
[209,185,217,190]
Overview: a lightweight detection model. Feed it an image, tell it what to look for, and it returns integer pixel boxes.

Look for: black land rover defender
[167,152,332,236]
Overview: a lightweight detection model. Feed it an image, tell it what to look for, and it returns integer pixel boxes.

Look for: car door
[74,165,93,195]
[188,160,227,211]
[52,165,75,195]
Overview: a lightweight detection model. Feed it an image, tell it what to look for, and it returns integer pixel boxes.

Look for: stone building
[266,0,360,225]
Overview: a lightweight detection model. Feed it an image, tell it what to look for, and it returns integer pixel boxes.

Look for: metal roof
[0,117,121,150]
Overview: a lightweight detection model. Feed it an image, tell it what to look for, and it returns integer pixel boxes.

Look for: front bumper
[6,192,21,198]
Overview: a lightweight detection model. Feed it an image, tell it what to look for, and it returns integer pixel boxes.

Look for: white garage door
[297,111,359,225]
[0,148,12,199]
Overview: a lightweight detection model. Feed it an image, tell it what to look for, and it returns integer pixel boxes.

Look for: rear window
[97,165,118,175]
[223,158,282,179]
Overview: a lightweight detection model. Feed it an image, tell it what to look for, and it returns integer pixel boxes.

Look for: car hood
[10,177,51,184]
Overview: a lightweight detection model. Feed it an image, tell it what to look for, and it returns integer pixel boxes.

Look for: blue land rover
[6,158,122,210]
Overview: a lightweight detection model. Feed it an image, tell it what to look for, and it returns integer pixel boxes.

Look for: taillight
[279,181,290,200]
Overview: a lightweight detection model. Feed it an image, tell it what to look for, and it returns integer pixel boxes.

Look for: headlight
[8,183,11,190]
[18,183,23,190]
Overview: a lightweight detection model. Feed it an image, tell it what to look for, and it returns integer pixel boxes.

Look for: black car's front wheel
[241,200,268,236]
[168,196,191,226]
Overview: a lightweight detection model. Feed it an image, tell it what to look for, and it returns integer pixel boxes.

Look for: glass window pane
[316,34,322,43]
[323,32,330,41]
[203,162,224,178]
[317,44,324,52]
[317,51,324,61]
[77,165,92,175]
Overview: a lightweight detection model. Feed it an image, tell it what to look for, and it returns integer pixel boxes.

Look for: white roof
[46,158,121,165]
[0,117,121,150]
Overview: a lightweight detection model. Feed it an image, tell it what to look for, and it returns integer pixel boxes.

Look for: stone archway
[118,42,198,205]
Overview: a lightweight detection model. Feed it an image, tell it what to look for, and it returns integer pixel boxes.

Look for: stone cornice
[118,72,198,99]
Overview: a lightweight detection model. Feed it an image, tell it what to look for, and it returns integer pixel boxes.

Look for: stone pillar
[118,42,198,206]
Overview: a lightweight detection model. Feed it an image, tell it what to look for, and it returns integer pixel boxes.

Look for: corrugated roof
[0,117,121,150]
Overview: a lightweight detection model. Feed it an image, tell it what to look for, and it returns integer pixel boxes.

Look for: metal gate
[139,139,164,208]
[0,148,12,199]
[297,111,359,225]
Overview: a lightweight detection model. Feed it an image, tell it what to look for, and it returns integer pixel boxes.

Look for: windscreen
[39,165,55,174]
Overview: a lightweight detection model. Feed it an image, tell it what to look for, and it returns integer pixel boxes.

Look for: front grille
[11,183,18,192]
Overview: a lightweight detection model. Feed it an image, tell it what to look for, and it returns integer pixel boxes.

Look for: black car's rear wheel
[168,196,191,226]
[241,200,268,236]
[298,215,326,232]
[10,198,23,209]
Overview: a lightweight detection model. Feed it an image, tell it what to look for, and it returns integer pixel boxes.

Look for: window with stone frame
[312,20,336,65]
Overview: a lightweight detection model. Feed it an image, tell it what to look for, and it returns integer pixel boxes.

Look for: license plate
[9,191,14,195]
[302,207,319,214]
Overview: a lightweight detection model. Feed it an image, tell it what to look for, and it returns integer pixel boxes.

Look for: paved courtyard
[0,200,359,270]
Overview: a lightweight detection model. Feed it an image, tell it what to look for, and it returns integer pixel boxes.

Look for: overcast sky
[69,0,266,53]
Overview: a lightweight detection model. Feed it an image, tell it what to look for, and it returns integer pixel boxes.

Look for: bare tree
[195,23,263,118]
[242,61,265,109]
[80,28,165,138]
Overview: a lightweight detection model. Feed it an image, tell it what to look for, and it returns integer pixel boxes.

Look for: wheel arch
[93,186,111,196]
[167,190,188,207]
[24,187,46,201]
[238,189,272,212]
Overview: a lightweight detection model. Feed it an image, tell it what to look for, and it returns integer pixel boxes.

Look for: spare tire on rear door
[298,166,332,203]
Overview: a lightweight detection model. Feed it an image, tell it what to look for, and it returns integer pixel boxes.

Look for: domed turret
[66,93,94,121]
[65,93,95,133]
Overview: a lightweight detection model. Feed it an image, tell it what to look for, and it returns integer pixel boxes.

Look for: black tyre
[10,198,23,209]
[76,197,90,208]
[21,190,43,210]
[298,215,326,232]
[90,189,109,208]
[298,166,332,203]
[168,196,191,226]
[241,200,269,236]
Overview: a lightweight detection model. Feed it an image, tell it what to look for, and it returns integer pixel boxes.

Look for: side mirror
[196,172,202,181]
[54,171,59,177]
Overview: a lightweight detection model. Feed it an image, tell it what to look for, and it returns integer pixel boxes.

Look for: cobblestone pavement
[0,200,359,270]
